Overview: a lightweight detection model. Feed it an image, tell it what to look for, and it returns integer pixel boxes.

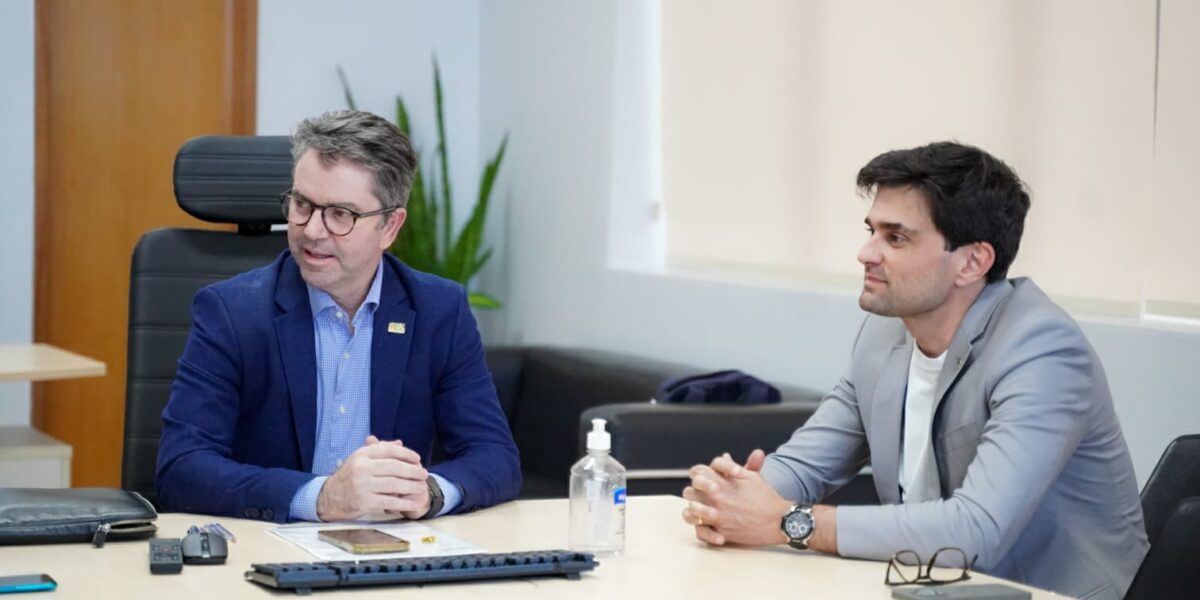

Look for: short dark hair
[291,110,418,210]
[856,141,1030,283]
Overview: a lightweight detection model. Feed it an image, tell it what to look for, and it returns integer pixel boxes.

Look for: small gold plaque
[388,322,407,334]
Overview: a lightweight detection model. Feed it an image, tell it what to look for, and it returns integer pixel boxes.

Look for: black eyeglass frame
[884,547,976,587]
[279,191,397,237]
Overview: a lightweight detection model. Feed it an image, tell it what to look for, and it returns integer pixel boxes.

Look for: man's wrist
[809,504,838,554]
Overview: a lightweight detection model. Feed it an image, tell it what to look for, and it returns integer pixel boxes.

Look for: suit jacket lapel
[930,280,1013,495]
[274,256,318,472]
[932,280,1014,411]
[370,258,415,438]
[871,336,912,505]
[933,341,971,409]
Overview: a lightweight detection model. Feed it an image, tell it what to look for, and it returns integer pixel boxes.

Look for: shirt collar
[306,259,385,320]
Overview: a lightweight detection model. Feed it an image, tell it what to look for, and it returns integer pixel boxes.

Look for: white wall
[0,0,35,426]
[479,0,1200,486]
[257,0,483,229]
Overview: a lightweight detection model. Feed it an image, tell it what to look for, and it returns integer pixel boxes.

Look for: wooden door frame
[32,0,258,484]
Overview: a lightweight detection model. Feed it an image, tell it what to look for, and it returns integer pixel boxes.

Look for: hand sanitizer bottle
[569,418,626,556]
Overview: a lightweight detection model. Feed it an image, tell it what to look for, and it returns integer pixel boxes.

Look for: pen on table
[205,522,237,543]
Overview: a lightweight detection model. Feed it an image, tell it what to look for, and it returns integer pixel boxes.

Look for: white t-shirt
[899,346,946,503]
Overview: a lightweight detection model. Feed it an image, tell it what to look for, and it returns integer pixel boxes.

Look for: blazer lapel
[933,341,972,410]
[932,280,1014,411]
[274,257,318,472]
[930,280,1014,495]
[370,259,414,438]
[870,336,913,505]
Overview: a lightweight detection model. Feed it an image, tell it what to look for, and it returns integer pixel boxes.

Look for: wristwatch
[424,476,445,519]
[781,504,816,550]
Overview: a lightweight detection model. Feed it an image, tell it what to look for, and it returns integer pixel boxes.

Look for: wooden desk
[0,496,1067,599]
[0,343,106,382]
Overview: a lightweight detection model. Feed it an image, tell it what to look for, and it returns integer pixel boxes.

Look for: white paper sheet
[270,521,483,561]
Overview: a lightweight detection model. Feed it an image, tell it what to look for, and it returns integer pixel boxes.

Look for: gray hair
[291,110,418,210]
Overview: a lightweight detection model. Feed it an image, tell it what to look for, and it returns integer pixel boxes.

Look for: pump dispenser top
[586,418,611,451]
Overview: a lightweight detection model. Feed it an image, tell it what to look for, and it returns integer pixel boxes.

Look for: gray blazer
[762,278,1148,600]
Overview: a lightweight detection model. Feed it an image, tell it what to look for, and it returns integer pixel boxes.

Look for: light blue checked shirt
[288,261,461,521]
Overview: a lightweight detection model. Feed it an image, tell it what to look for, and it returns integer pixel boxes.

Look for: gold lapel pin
[387,322,407,335]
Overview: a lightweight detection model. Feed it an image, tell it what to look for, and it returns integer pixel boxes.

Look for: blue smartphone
[0,575,56,594]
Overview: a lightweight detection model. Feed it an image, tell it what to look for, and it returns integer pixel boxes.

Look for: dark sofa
[484,346,877,504]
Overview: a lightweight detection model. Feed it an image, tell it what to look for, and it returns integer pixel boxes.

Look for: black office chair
[1122,434,1200,600]
[1138,434,1200,546]
[122,136,292,506]
[1124,496,1200,600]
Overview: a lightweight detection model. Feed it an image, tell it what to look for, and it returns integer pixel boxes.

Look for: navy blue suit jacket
[155,251,521,522]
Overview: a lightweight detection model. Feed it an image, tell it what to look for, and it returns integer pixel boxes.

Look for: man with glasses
[156,110,521,523]
[681,142,1148,598]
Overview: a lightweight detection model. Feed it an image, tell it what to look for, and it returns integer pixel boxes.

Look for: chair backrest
[1124,496,1200,600]
[121,136,292,505]
[1139,434,1200,546]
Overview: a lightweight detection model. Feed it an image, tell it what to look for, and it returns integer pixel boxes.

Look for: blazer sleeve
[761,320,872,503]
[835,317,1095,569]
[425,288,522,512]
[155,287,313,522]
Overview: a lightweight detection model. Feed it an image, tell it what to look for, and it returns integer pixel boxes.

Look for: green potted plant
[338,60,505,309]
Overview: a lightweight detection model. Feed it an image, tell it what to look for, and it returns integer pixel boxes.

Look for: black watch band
[424,476,445,519]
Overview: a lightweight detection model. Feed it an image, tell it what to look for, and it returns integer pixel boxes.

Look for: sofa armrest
[495,347,699,497]
[582,400,820,472]
[583,399,880,505]
[484,347,527,427]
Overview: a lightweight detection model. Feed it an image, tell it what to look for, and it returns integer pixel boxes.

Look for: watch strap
[424,475,445,519]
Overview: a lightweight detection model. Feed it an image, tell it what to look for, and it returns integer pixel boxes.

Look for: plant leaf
[476,134,507,218]
[446,135,506,282]
[336,65,357,110]
[389,96,440,275]
[468,292,502,310]
[368,59,502,306]
[433,56,453,263]
[395,95,413,137]
[470,248,494,277]
[398,175,438,273]
[423,165,442,273]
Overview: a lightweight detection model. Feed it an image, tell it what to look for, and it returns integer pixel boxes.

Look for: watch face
[784,509,814,539]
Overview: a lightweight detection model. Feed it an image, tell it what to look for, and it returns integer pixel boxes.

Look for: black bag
[0,488,158,546]
[654,370,782,405]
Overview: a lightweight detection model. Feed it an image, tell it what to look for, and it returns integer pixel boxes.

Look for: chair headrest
[173,135,293,225]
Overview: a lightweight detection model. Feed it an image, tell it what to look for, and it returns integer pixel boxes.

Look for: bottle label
[613,486,627,505]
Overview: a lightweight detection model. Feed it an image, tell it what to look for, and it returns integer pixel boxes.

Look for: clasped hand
[316,435,431,521]
[681,449,793,547]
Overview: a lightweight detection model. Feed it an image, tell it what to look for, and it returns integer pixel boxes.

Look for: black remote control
[149,538,184,575]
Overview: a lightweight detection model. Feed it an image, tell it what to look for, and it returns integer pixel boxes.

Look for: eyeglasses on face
[884,547,976,587]
[279,191,396,237]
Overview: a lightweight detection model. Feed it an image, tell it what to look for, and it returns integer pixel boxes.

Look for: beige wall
[662,0,1192,316]
[1147,0,1200,318]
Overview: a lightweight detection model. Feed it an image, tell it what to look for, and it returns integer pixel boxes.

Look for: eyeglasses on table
[884,547,977,587]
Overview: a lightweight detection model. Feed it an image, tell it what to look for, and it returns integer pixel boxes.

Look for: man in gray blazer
[682,142,1148,599]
